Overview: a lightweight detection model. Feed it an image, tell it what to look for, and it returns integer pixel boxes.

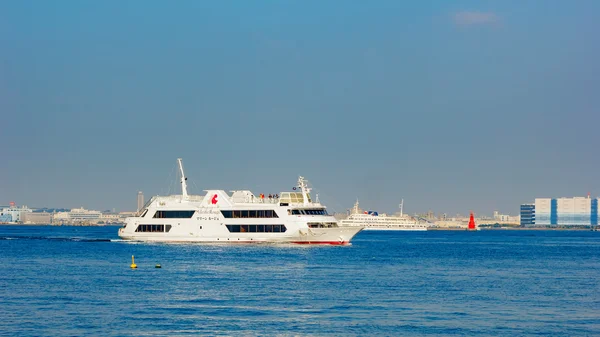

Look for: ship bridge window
[225,224,287,233]
[135,224,166,232]
[153,210,195,219]
[220,210,279,218]
[307,222,338,228]
[291,209,328,215]
[279,192,311,204]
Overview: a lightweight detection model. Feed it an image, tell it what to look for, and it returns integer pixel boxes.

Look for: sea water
[0,226,599,336]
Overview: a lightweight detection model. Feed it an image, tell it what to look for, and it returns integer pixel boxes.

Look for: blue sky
[1,1,599,215]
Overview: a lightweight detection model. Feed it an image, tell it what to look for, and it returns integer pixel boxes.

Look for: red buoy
[468,212,476,230]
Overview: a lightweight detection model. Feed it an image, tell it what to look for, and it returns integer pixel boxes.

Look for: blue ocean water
[0,226,599,336]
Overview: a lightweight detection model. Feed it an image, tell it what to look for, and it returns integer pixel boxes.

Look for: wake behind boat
[118,159,363,244]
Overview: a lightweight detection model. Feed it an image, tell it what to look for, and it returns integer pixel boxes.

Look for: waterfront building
[69,207,102,221]
[0,204,33,223]
[521,196,599,227]
[51,208,103,224]
[478,212,520,226]
[99,213,122,224]
[520,204,535,226]
[53,212,71,222]
[434,220,467,228]
[476,211,521,225]
[0,212,10,223]
[119,211,137,217]
[22,212,52,224]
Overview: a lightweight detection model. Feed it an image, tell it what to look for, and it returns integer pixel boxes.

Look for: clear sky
[1,1,599,215]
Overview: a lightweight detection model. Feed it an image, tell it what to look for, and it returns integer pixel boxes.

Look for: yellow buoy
[130,255,137,269]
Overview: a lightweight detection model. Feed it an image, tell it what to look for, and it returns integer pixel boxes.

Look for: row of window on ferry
[135,224,172,232]
[307,222,337,228]
[221,210,279,218]
[225,224,287,233]
[290,209,328,215]
[135,224,286,233]
[148,209,328,219]
[151,210,280,219]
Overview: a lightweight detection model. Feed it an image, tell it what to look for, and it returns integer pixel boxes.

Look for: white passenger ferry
[118,159,363,244]
[340,200,429,231]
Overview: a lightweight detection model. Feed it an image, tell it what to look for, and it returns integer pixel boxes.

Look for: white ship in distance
[118,159,363,244]
[339,200,429,231]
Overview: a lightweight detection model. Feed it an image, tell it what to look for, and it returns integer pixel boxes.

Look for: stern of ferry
[118,217,137,240]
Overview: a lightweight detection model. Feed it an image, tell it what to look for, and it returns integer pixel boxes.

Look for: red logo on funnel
[211,194,218,204]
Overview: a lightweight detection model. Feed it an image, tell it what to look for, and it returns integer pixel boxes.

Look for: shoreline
[1,223,596,231]
[429,227,597,231]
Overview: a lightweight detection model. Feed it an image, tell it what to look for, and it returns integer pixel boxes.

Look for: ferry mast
[399,199,404,217]
[298,176,311,205]
[177,158,189,201]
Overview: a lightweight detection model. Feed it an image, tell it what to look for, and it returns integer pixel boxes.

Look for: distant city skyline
[1,1,599,215]
[6,191,600,220]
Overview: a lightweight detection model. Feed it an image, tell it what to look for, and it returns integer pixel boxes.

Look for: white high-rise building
[137,191,144,212]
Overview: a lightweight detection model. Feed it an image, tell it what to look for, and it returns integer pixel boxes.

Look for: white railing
[230,198,324,207]
[232,197,281,204]
[155,195,205,202]
[281,202,323,207]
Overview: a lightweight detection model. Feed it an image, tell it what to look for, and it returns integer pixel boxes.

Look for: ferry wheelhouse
[118,159,363,244]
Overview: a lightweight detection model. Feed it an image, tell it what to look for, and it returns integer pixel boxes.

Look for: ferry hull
[118,226,363,245]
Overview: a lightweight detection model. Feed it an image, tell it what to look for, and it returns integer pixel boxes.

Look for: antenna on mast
[399,199,404,217]
[353,199,360,214]
[177,158,189,201]
[297,176,311,205]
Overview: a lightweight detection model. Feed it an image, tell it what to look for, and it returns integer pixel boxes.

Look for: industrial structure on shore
[521,195,599,228]
[0,203,132,225]
[0,202,40,224]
